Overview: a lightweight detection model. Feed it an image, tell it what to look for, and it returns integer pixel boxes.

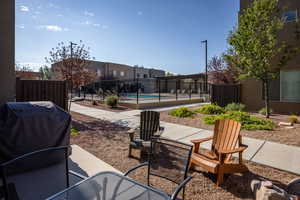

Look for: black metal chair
[0,146,86,200]
[125,137,193,200]
[128,111,164,158]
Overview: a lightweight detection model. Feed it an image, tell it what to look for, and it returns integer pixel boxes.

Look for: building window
[283,11,298,23]
[280,71,300,102]
[137,73,140,78]
[143,74,148,78]
[120,71,125,77]
[97,69,101,75]
[113,70,117,77]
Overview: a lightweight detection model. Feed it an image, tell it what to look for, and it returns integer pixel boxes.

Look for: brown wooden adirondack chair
[189,119,248,185]
[128,111,164,158]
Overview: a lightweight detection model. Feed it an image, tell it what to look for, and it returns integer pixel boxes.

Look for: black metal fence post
[200,82,202,99]
[158,79,161,102]
[176,80,178,101]
[189,82,192,100]
[136,78,139,104]
[117,80,120,97]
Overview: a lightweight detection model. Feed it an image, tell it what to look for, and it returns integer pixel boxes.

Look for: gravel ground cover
[71,112,298,200]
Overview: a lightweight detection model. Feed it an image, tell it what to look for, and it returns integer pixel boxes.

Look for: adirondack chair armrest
[219,145,248,154]
[191,136,213,153]
[190,136,213,144]
[128,128,139,141]
[154,126,165,136]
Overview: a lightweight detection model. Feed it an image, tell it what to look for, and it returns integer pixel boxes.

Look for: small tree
[39,65,52,80]
[208,55,237,84]
[45,40,96,111]
[227,0,298,118]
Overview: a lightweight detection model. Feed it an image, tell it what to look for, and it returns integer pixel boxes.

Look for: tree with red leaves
[46,40,96,111]
[208,55,237,84]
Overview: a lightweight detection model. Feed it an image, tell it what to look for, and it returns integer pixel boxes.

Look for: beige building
[240,0,300,114]
[52,60,165,81]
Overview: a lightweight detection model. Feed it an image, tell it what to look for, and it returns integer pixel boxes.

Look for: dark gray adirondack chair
[128,111,164,158]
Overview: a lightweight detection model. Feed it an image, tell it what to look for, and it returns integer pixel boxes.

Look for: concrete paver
[251,141,300,175]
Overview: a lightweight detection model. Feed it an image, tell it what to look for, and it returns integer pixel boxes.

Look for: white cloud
[93,23,100,27]
[57,14,63,17]
[34,11,41,15]
[20,6,29,12]
[137,11,143,16]
[84,11,95,17]
[38,25,68,32]
[17,24,25,29]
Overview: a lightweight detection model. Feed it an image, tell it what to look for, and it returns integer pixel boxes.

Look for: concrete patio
[71,103,300,175]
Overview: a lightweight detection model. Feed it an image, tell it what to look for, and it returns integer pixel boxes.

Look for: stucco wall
[0,0,15,104]
[241,78,300,114]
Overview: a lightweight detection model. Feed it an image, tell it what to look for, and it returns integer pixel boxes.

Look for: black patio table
[46,171,170,200]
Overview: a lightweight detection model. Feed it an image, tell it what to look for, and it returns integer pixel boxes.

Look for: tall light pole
[201,40,208,93]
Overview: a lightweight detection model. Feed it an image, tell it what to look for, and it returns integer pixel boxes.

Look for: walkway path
[71,103,300,175]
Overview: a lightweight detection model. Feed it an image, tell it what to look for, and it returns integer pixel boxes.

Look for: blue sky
[16,0,240,74]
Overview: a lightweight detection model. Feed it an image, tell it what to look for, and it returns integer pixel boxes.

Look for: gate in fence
[211,84,241,107]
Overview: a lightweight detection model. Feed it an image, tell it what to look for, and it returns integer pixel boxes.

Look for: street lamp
[201,40,208,93]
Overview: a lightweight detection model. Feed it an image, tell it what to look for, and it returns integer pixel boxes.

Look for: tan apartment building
[52,60,165,81]
[240,0,300,114]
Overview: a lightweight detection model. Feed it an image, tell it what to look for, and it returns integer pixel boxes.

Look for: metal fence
[75,75,211,105]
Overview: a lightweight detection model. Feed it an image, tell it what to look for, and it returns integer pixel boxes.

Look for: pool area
[124,94,161,99]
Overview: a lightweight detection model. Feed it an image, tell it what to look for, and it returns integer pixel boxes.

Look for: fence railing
[75,78,211,105]
[16,78,68,110]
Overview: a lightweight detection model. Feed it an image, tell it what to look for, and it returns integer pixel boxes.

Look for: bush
[259,107,273,115]
[225,103,246,112]
[288,115,298,124]
[203,111,275,131]
[91,100,98,106]
[196,104,225,115]
[105,95,118,108]
[71,127,79,136]
[169,107,195,118]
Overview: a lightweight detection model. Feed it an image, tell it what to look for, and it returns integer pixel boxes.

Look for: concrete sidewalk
[71,103,300,176]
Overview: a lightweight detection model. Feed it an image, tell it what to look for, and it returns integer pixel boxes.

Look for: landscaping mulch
[160,110,300,147]
[71,112,298,200]
[75,100,132,113]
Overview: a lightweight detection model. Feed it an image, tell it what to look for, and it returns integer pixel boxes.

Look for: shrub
[105,95,118,108]
[169,107,195,118]
[288,115,298,124]
[203,111,275,131]
[71,127,79,136]
[196,104,225,115]
[91,100,98,106]
[225,103,246,112]
[259,107,273,115]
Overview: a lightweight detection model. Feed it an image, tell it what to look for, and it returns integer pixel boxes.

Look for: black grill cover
[0,101,71,174]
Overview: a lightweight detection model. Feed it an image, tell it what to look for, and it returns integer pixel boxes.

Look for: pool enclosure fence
[74,74,211,106]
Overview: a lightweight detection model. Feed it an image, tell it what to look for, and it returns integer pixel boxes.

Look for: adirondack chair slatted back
[140,111,160,141]
[211,119,241,162]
